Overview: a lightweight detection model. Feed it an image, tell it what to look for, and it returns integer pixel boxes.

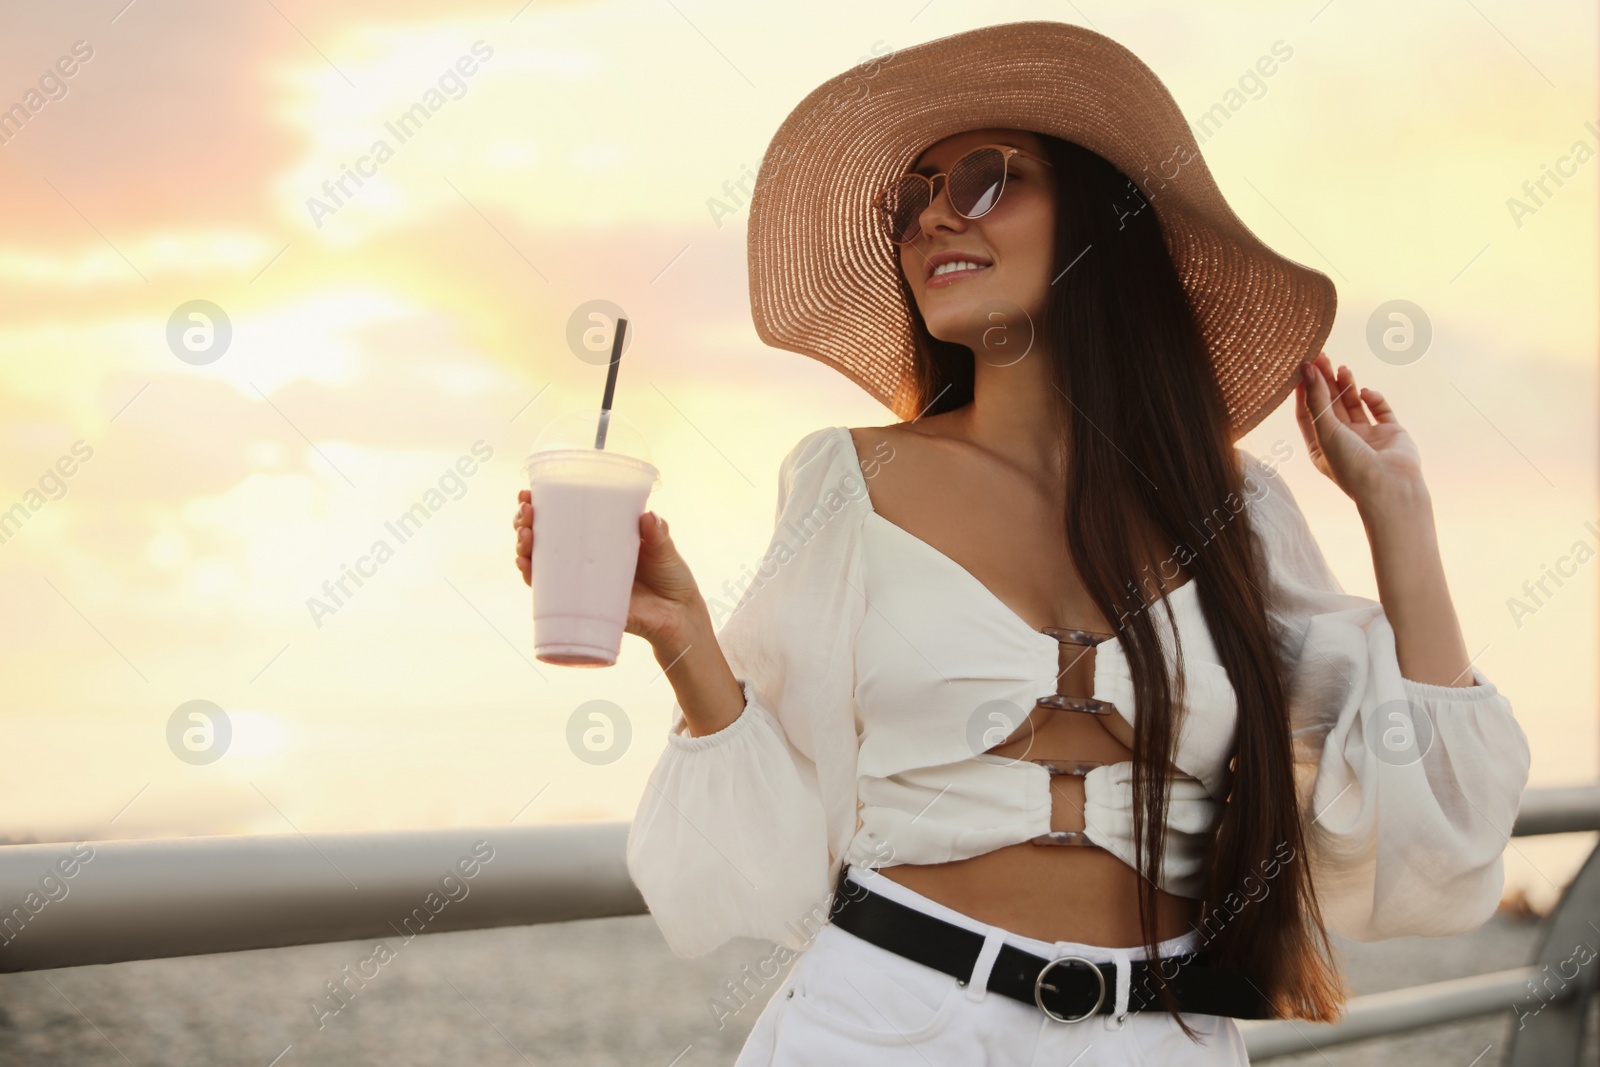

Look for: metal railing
[0,821,641,971]
[2,787,1598,1063]
[1236,784,1600,1061]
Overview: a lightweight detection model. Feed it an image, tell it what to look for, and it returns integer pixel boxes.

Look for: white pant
[734,864,1252,1066]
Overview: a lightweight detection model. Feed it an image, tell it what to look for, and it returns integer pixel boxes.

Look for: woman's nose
[915,175,967,240]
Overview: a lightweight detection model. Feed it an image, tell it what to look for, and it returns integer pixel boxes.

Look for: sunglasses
[872,144,1055,246]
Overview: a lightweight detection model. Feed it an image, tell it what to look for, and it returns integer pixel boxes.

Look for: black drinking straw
[593,317,628,449]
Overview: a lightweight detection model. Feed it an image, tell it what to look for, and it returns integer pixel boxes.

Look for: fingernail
[1302,364,1314,383]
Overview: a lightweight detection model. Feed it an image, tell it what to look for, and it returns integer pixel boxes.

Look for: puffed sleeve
[626,426,868,958]
[1237,448,1532,941]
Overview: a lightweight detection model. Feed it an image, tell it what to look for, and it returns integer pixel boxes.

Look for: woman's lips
[925,264,992,289]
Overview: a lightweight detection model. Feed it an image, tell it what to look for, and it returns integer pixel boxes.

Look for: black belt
[826,869,1274,1022]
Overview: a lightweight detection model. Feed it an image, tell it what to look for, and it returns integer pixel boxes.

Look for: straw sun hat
[745,20,1336,441]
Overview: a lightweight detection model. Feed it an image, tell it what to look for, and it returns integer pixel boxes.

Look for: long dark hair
[891,134,1347,1033]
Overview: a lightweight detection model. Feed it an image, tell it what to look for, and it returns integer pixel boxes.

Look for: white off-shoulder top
[850,474,1234,896]
[625,425,1532,958]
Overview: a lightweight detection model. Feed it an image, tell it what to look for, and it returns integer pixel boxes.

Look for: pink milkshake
[525,448,660,666]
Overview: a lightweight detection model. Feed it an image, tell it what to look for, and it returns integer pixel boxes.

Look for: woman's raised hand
[1295,350,1425,510]
[513,491,708,651]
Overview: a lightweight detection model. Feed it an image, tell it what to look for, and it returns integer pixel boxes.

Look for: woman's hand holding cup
[513,490,707,657]
[514,489,746,736]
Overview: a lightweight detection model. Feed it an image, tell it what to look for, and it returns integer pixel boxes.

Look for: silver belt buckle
[1033,954,1107,1023]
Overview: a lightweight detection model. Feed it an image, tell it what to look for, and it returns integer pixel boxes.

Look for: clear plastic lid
[524,406,659,488]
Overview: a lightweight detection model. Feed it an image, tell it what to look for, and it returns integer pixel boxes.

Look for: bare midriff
[874,635,1204,949]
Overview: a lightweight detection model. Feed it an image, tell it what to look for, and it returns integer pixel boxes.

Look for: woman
[514,22,1531,1066]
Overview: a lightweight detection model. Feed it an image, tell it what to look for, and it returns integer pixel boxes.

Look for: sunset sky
[0,0,1595,911]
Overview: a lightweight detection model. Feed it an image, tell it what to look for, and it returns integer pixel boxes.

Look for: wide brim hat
[746,20,1336,442]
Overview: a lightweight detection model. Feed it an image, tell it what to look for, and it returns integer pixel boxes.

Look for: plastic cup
[525,448,661,666]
